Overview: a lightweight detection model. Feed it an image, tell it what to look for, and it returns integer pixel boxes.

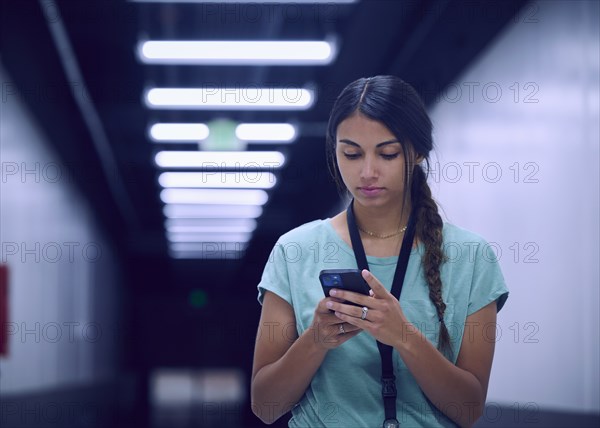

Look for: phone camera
[322,274,341,287]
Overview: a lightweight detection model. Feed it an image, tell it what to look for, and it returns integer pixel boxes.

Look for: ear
[415,155,424,164]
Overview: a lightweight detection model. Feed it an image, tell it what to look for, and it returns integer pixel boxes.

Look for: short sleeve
[467,240,509,316]
[257,242,293,306]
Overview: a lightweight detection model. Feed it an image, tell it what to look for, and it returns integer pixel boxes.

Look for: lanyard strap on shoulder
[346,199,418,428]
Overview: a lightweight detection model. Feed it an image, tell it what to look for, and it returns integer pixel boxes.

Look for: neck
[352,199,412,236]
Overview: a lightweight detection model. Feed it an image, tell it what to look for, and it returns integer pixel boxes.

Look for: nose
[360,154,378,181]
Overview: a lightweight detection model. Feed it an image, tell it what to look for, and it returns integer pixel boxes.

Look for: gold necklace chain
[358,224,407,239]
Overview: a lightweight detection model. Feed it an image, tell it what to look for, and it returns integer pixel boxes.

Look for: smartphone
[319,269,371,306]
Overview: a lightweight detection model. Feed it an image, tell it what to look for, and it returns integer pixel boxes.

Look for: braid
[412,165,453,358]
[325,75,453,356]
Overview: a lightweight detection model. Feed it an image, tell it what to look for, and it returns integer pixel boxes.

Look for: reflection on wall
[428,0,599,414]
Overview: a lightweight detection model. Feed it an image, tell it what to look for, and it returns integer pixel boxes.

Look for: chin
[353,193,390,207]
[353,189,406,209]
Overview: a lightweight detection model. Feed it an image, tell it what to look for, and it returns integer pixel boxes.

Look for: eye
[343,153,361,160]
[381,153,400,160]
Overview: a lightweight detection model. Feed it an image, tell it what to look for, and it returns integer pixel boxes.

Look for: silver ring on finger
[361,306,369,320]
[339,324,346,335]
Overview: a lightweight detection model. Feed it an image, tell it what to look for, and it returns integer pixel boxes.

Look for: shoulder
[442,222,489,246]
[276,219,329,245]
[440,223,509,314]
[439,222,498,267]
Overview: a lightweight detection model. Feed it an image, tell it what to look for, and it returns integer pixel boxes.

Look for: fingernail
[326,301,333,308]
[330,289,337,296]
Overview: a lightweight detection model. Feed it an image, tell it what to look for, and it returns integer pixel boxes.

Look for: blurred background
[0,0,598,427]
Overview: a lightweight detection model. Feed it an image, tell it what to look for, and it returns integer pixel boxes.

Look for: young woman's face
[335,113,410,209]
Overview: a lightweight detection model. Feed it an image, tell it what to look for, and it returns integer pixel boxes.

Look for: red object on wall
[0,264,8,356]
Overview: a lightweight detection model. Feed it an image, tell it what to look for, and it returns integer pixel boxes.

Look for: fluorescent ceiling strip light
[167,232,252,243]
[165,218,257,234]
[151,124,296,144]
[167,225,254,233]
[150,123,209,141]
[160,189,268,205]
[168,250,246,260]
[168,240,248,260]
[165,218,257,230]
[170,242,248,252]
[236,123,296,142]
[163,204,263,219]
[154,151,285,169]
[169,252,242,260]
[131,1,357,4]
[139,41,336,65]
[158,172,276,189]
[145,87,314,110]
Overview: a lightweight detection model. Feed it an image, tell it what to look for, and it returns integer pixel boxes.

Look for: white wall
[0,64,121,393]
[428,0,599,414]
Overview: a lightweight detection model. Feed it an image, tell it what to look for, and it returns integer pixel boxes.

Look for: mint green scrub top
[257,219,509,427]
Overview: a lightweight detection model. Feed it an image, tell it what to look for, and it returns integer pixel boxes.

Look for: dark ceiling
[2,0,527,374]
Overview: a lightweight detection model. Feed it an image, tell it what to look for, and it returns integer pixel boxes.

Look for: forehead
[336,114,397,144]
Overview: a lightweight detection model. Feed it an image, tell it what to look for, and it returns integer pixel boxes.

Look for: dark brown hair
[326,75,452,358]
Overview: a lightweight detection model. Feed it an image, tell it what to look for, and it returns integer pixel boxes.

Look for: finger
[361,269,388,299]
[335,321,361,333]
[339,322,361,334]
[333,329,362,346]
[316,297,345,313]
[337,329,362,342]
[326,299,369,317]
[328,289,372,307]
[334,310,368,330]
[328,300,371,321]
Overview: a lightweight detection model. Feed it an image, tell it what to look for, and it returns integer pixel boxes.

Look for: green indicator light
[189,289,208,308]
[202,119,247,151]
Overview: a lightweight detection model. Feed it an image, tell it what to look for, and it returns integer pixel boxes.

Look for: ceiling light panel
[160,189,268,205]
[169,242,248,252]
[150,123,297,144]
[165,218,257,234]
[163,204,263,219]
[236,123,296,142]
[145,87,314,110]
[169,251,244,260]
[139,41,336,66]
[154,151,285,169]
[166,225,256,233]
[168,241,248,260]
[132,1,357,3]
[158,172,276,189]
[167,232,252,243]
[169,247,247,260]
[165,218,257,228]
[150,123,209,141]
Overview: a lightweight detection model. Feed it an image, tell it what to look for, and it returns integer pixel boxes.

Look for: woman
[251,76,508,427]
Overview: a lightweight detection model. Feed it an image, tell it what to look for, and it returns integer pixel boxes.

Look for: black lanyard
[346,199,418,428]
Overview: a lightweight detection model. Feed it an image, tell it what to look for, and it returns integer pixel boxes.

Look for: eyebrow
[338,138,401,148]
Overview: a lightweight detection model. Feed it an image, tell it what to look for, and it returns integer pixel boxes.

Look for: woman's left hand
[326,269,408,348]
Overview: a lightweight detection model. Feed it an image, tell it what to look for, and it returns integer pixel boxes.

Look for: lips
[358,187,384,197]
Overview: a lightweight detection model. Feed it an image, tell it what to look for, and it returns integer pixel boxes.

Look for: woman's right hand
[252,292,362,424]
[309,297,363,350]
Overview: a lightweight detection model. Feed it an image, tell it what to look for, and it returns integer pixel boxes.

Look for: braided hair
[326,75,452,357]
